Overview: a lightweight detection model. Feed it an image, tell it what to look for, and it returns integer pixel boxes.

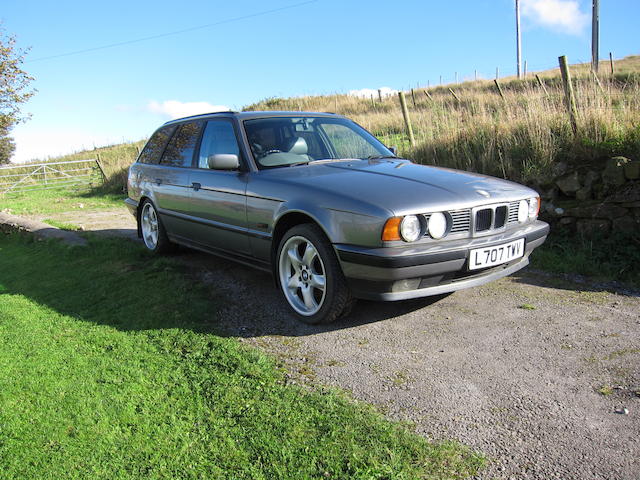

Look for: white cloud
[147,100,229,119]
[348,87,398,99]
[521,0,589,35]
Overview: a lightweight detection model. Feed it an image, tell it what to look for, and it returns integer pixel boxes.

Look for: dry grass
[10,56,639,193]
[246,55,640,185]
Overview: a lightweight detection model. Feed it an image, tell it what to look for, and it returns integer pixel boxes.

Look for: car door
[187,119,251,255]
[148,121,203,239]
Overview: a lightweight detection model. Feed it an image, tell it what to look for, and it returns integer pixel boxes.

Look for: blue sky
[4,0,639,162]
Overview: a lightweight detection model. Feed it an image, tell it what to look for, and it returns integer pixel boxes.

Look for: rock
[582,170,601,189]
[605,182,640,203]
[556,171,581,195]
[612,216,640,233]
[614,407,629,415]
[554,207,565,216]
[576,219,610,235]
[602,157,630,186]
[576,185,592,201]
[541,186,559,201]
[559,217,575,226]
[624,160,640,180]
[565,204,628,219]
[552,161,569,178]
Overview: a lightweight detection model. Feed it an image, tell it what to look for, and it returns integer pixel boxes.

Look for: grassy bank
[0,233,483,479]
[10,56,638,194]
[246,56,640,185]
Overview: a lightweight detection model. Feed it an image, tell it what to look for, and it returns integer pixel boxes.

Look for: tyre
[139,199,174,254]
[277,223,354,324]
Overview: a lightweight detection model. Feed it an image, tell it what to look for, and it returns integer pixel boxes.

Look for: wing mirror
[388,146,398,156]
[208,154,239,170]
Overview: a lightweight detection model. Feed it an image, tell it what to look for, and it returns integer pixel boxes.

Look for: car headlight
[427,212,447,239]
[528,197,540,219]
[400,215,422,242]
[517,200,528,223]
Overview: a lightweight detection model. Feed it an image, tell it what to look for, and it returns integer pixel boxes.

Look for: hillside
[17,55,640,193]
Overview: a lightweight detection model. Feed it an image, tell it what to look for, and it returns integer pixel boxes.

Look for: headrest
[283,137,308,155]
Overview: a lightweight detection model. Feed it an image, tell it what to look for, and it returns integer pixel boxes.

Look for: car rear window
[159,121,204,168]
[138,125,177,165]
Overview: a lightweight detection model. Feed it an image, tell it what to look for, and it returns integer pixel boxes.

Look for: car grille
[422,201,524,238]
[507,201,520,225]
[475,208,492,232]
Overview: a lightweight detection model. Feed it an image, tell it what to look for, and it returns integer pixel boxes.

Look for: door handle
[192,182,201,191]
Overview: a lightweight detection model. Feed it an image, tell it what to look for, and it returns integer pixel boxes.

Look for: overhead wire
[25,0,318,63]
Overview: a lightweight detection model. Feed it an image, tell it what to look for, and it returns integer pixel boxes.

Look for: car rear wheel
[277,224,354,324]
[139,200,173,253]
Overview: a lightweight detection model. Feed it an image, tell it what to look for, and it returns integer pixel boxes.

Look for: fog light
[392,278,421,292]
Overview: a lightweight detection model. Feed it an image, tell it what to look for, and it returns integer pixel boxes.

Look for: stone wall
[539,156,640,235]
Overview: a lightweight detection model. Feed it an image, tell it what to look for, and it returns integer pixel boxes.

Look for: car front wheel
[277,224,354,324]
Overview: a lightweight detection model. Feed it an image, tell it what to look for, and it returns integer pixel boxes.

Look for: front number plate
[469,238,525,270]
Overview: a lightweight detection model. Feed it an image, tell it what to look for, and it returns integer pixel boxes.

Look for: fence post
[535,74,549,97]
[448,88,460,102]
[377,89,382,102]
[398,92,415,147]
[95,154,107,183]
[558,55,578,134]
[495,67,499,80]
[524,60,527,78]
[423,90,433,102]
[410,88,416,107]
[609,52,614,75]
[493,79,506,100]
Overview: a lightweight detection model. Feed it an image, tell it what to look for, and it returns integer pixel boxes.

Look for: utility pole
[592,0,600,73]
[516,0,522,79]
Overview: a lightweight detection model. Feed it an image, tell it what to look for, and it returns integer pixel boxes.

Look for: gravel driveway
[18,208,640,479]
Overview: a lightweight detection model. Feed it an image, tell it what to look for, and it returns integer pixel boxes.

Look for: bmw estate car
[126,111,549,324]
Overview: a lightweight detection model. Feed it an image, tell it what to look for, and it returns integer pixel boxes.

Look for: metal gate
[0,159,105,195]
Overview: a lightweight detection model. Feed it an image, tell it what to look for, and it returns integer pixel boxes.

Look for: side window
[138,125,176,164]
[198,120,240,169]
[159,121,204,167]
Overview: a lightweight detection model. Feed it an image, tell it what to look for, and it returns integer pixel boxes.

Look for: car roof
[163,110,344,125]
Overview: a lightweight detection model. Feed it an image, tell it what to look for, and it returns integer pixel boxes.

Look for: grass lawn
[0,233,483,479]
[0,188,125,216]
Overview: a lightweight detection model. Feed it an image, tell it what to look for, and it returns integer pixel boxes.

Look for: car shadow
[171,246,450,338]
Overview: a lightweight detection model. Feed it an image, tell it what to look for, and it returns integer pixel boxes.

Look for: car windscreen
[243,116,393,168]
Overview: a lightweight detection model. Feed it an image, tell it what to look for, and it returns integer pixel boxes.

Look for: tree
[0,28,35,164]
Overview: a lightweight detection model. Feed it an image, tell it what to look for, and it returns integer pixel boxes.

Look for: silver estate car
[126,111,549,324]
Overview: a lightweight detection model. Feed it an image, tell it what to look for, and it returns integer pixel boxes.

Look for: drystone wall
[539,156,640,235]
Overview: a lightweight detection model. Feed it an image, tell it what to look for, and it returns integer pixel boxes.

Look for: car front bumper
[335,220,549,301]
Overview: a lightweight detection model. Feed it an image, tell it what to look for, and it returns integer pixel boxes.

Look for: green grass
[0,233,483,479]
[530,229,640,288]
[0,188,125,215]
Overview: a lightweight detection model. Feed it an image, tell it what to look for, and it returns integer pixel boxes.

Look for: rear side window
[138,125,176,164]
[159,121,204,167]
[198,120,240,169]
